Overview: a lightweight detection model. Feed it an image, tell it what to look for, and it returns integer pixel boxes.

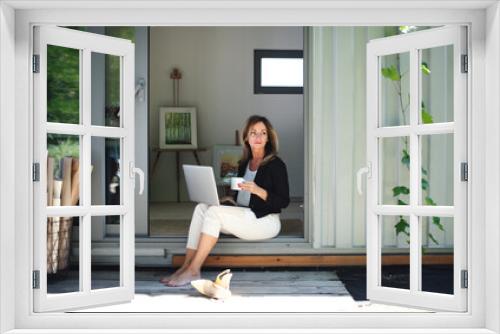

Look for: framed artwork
[212,145,243,185]
[159,107,197,149]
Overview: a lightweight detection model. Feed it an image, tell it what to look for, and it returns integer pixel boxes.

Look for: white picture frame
[159,107,197,149]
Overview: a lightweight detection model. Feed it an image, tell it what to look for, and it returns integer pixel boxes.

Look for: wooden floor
[138,269,350,296]
[53,268,428,313]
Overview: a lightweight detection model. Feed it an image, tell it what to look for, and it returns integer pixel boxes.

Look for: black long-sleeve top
[232,155,290,218]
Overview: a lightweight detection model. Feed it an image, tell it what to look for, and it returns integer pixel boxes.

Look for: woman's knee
[201,218,221,238]
[205,205,222,219]
[194,203,209,215]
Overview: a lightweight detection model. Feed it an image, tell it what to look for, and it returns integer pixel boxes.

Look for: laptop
[182,164,222,206]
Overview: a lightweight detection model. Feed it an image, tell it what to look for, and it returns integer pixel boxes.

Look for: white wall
[149,27,304,202]
[0,3,16,332]
[485,4,500,331]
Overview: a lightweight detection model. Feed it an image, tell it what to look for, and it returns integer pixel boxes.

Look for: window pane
[91,137,121,206]
[421,216,454,294]
[91,215,120,290]
[47,134,81,207]
[261,58,303,87]
[91,52,121,127]
[421,134,453,206]
[380,137,410,205]
[47,45,80,124]
[420,45,454,124]
[380,52,410,127]
[47,217,80,294]
[380,215,410,290]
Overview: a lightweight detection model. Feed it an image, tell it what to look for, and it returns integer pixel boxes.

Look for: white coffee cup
[230,177,245,191]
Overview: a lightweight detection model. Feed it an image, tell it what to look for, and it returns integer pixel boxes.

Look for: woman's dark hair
[240,115,279,166]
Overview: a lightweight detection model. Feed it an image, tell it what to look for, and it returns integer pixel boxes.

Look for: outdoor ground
[46,265,452,313]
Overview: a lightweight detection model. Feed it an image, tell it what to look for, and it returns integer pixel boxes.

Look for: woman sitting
[160,115,290,287]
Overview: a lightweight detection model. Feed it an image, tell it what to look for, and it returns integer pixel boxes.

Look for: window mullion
[409,47,421,293]
[81,48,92,294]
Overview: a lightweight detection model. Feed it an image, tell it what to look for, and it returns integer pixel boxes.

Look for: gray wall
[89,27,106,239]
[87,27,149,236]
[149,27,304,202]
[134,27,149,235]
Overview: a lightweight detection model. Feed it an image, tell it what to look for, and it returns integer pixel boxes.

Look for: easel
[154,67,208,202]
[151,147,207,202]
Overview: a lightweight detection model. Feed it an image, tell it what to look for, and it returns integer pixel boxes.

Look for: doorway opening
[40,25,460,313]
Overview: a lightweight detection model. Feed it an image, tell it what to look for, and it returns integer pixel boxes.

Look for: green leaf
[397,199,407,205]
[399,26,410,33]
[421,110,434,124]
[381,65,401,81]
[425,196,436,206]
[428,232,439,245]
[393,186,410,197]
[422,178,429,190]
[395,218,410,237]
[399,26,417,34]
[421,62,431,75]
[421,102,433,124]
[421,167,428,176]
[432,216,444,231]
[401,149,410,168]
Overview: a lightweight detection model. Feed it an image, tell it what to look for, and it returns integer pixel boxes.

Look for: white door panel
[366,26,467,311]
[33,26,136,312]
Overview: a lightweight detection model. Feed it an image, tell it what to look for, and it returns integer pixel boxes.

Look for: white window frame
[32,25,136,312]
[0,1,498,334]
[365,26,468,312]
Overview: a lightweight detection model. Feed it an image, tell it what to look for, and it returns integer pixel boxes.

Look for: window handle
[356,163,371,195]
[130,162,145,195]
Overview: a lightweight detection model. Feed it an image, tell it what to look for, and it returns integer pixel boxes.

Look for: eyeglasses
[248,131,268,138]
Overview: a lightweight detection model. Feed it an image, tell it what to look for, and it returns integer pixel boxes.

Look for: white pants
[186,203,281,249]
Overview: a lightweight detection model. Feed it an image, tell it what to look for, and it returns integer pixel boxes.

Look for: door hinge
[32,55,40,73]
[461,270,468,289]
[461,54,468,73]
[33,270,40,289]
[32,163,40,182]
[461,162,468,182]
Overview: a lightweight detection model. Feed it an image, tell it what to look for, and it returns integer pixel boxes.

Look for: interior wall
[134,27,149,235]
[149,27,304,202]
[88,26,106,239]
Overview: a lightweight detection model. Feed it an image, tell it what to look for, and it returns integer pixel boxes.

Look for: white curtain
[307,27,453,250]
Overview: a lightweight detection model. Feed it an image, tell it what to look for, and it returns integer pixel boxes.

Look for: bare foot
[166,269,201,287]
[159,267,186,284]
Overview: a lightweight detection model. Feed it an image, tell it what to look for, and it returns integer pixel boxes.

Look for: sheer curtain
[307,27,453,250]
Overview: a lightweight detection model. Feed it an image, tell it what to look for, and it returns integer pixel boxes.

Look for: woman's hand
[239,181,268,201]
[219,196,237,206]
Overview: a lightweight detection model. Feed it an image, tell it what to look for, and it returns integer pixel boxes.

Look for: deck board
[49,268,349,297]
[62,268,427,313]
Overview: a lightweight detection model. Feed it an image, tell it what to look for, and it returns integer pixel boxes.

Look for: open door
[365,26,467,311]
[33,26,141,312]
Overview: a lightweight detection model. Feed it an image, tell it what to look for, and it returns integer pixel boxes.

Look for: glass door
[33,26,139,312]
[365,26,467,311]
